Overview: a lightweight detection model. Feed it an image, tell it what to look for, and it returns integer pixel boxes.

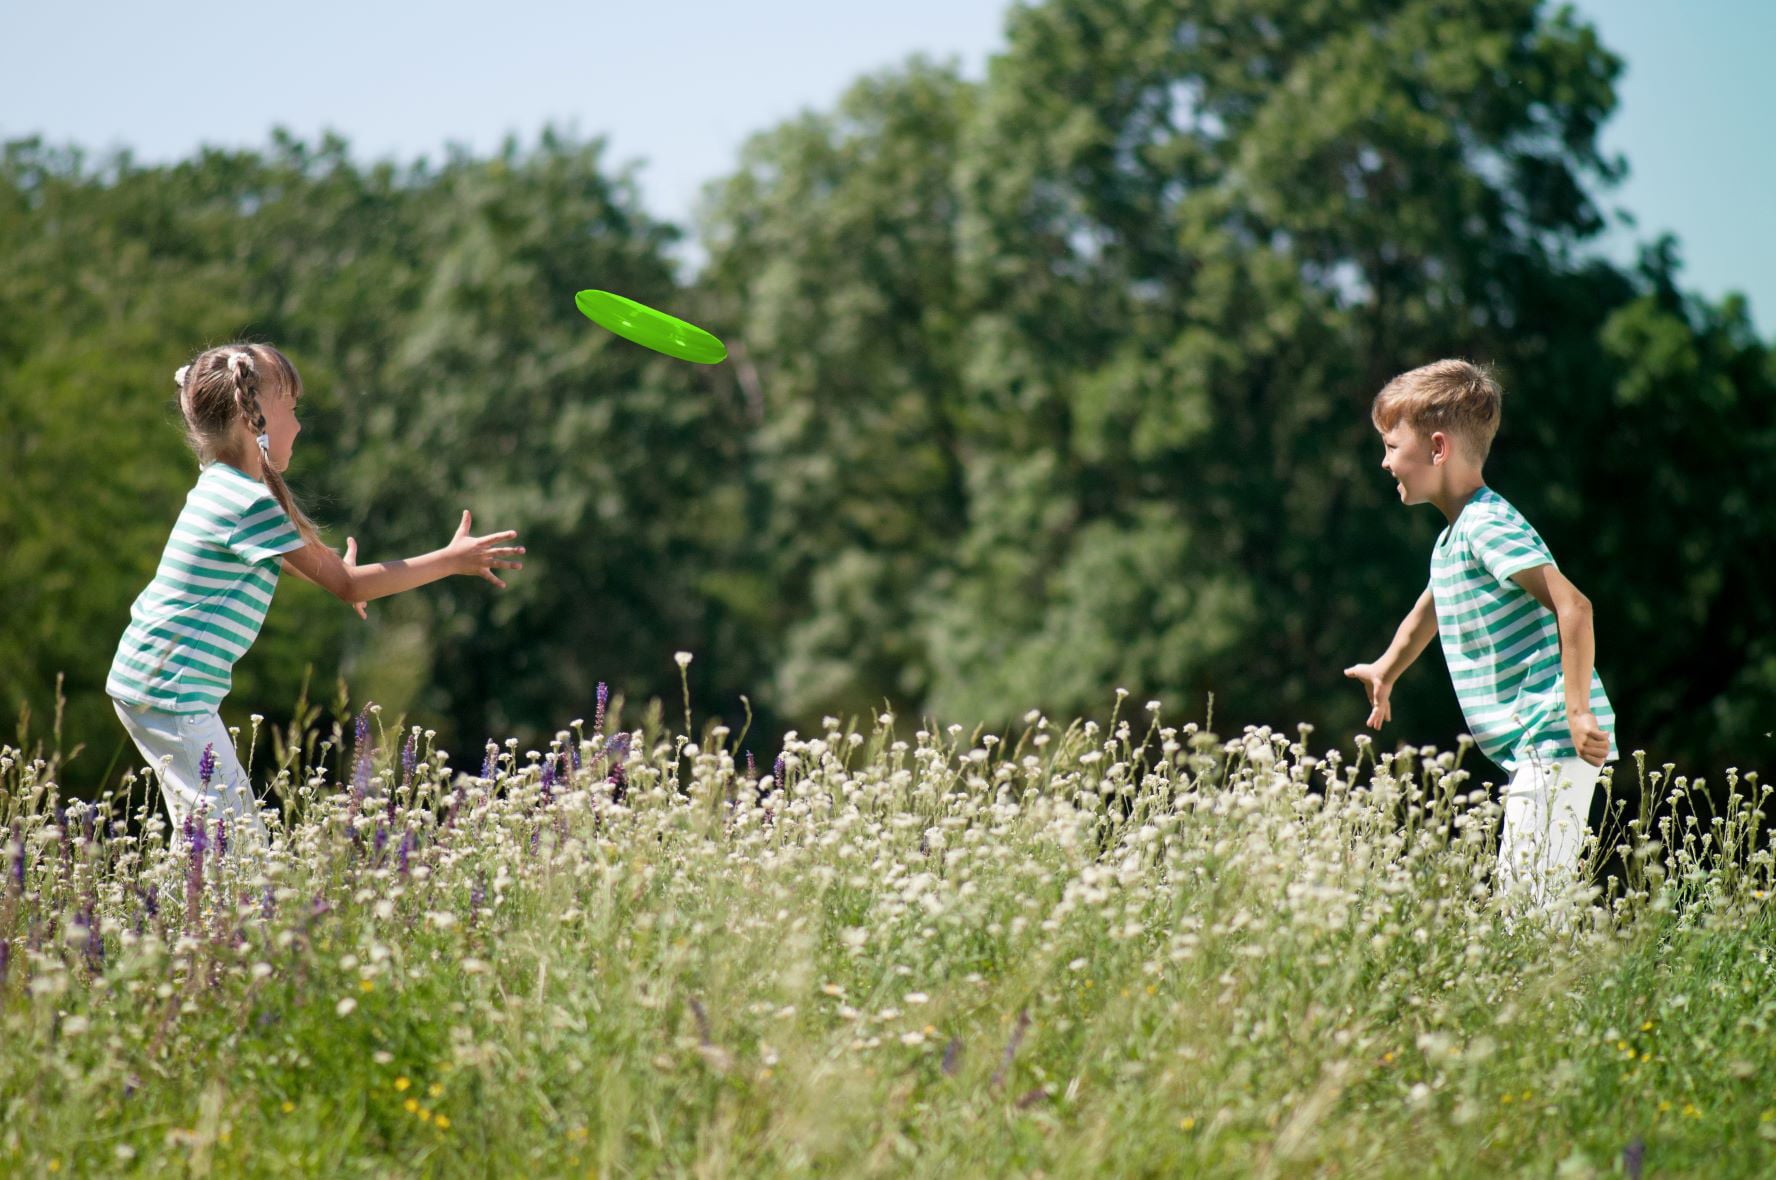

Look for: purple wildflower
[351,707,373,798]
[186,815,208,926]
[7,823,23,894]
[373,824,389,861]
[262,886,276,921]
[606,732,631,805]
[594,682,608,733]
[79,905,103,969]
[540,756,557,805]
[773,755,786,795]
[401,731,418,787]
[480,741,497,781]
[569,739,582,773]
[470,875,486,911]
[214,816,228,859]
[746,750,757,780]
[0,939,9,984]
[141,886,160,920]
[198,743,217,790]
[398,830,414,876]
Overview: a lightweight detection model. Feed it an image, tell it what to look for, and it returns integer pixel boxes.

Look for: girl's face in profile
[257,379,302,473]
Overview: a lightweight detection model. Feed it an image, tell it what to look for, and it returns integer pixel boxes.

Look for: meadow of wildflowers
[2,686,1773,1177]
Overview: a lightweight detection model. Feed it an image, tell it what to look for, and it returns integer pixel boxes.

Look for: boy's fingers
[481,570,507,589]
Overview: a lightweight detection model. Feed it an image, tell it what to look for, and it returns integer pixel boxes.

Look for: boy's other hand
[1567,708,1609,766]
[1343,662,1393,730]
[343,537,368,621]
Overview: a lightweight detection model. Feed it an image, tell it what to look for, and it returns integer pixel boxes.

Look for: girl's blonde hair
[1371,359,1503,462]
[174,343,321,548]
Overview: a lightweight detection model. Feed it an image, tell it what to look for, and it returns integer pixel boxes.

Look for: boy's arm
[1510,564,1609,765]
[1344,587,1438,729]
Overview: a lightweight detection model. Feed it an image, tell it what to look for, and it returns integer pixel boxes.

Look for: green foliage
[3,0,1772,786]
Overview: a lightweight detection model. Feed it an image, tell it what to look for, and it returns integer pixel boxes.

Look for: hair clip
[257,432,271,456]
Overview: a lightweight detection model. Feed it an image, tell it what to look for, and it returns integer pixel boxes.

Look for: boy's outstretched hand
[446,510,525,588]
[1568,708,1610,766]
[1343,662,1393,730]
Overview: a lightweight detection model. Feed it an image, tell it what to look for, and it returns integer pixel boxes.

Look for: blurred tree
[3,0,1771,790]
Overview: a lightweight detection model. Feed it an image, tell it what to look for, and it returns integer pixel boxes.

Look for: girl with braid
[107,343,524,837]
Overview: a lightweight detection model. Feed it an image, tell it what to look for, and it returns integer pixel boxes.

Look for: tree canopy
[3,0,1770,788]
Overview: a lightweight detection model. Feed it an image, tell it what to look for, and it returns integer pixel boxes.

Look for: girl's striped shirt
[1430,486,1616,773]
[107,462,306,713]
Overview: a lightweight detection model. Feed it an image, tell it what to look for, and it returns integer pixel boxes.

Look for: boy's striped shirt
[107,463,306,713]
[1430,486,1616,774]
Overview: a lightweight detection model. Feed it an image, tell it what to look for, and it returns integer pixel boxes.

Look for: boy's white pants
[113,699,268,839]
[1496,755,1602,907]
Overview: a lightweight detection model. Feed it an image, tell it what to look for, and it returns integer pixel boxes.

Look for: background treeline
[3,0,1771,790]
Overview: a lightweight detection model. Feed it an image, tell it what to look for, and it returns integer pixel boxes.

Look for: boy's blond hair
[1371,359,1502,462]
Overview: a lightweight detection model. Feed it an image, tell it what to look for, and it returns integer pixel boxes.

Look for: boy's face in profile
[1378,423,1439,506]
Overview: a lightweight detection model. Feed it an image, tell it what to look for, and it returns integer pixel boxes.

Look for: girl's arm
[283,536,369,619]
[282,510,524,604]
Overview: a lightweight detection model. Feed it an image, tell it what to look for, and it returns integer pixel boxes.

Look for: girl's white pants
[112,699,268,839]
[1497,755,1602,906]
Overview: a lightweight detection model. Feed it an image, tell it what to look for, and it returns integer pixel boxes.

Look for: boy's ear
[1429,430,1448,465]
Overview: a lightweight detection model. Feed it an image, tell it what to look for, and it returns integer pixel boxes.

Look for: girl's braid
[227,351,268,438]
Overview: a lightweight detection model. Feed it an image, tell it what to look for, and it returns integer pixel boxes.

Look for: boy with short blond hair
[1345,359,1616,906]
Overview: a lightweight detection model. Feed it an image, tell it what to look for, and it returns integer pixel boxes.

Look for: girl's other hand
[343,537,368,620]
[447,510,525,588]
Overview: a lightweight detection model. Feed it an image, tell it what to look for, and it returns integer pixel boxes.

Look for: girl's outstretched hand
[447,510,524,588]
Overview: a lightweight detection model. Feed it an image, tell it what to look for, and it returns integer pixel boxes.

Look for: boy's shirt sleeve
[228,490,307,565]
[1467,513,1553,588]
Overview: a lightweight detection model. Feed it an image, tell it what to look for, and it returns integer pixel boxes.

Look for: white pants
[112,699,268,840]
[1496,755,1602,907]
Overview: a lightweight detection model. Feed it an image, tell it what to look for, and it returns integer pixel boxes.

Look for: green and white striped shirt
[1430,487,1616,774]
[107,462,306,714]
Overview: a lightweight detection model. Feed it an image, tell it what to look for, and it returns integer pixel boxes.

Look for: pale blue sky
[3,0,1769,333]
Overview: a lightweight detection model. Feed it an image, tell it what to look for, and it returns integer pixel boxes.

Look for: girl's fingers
[473,531,521,544]
[489,560,523,570]
[480,570,507,589]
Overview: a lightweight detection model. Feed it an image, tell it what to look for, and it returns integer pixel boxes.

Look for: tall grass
[1,690,1771,1177]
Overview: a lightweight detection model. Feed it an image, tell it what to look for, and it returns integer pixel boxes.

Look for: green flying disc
[574,289,728,365]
